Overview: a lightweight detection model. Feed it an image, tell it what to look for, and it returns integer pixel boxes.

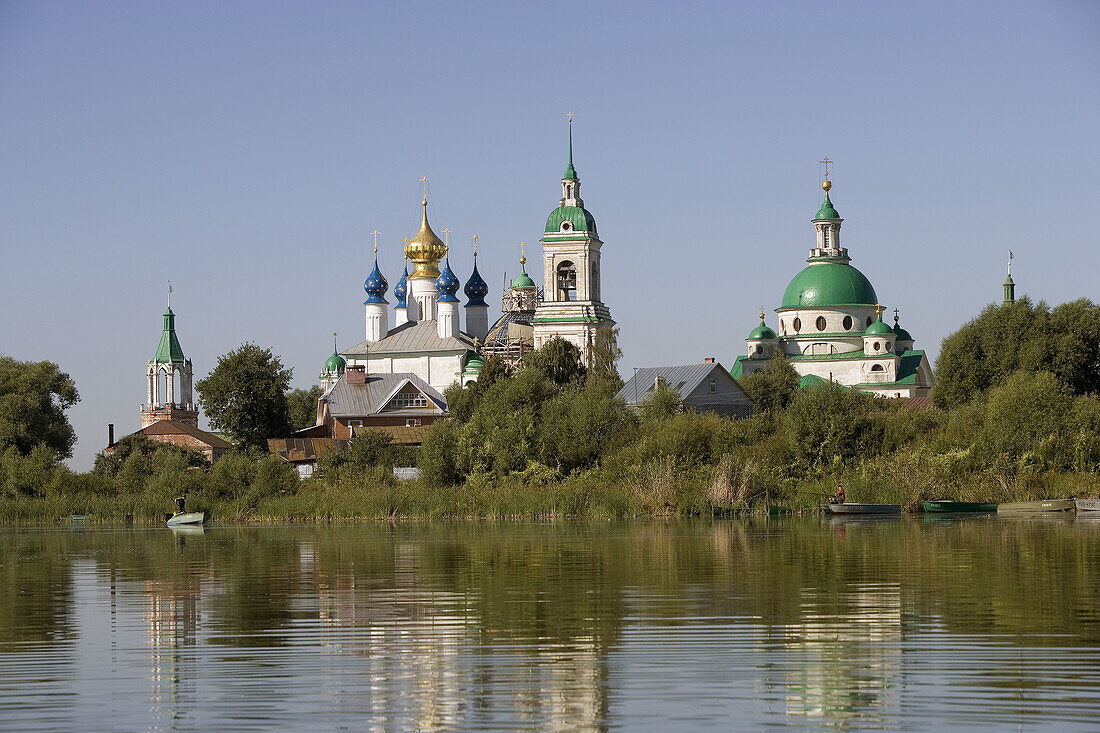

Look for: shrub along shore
[2,299,1098,525]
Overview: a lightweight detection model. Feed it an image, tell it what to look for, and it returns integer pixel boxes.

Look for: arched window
[556,260,577,301]
[755,345,763,355]
[792,317,802,333]
[822,228,831,247]
[866,316,873,327]
[816,316,827,331]
[871,363,885,372]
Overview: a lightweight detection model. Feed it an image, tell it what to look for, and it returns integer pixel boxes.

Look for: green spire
[152,307,186,364]
[815,191,840,220]
[563,117,577,180]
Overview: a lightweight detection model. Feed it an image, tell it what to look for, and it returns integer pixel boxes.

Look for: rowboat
[1075,499,1100,512]
[923,500,997,513]
[997,499,1074,513]
[822,503,901,515]
[166,511,206,526]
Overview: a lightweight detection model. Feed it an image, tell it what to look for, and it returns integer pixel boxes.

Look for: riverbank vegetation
[1,298,1099,523]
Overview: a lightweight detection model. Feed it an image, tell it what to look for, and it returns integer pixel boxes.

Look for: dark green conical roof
[152,308,186,364]
[564,121,577,179]
[815,191,840,220]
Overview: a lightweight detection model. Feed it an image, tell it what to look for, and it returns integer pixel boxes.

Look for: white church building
[732,175,933,398]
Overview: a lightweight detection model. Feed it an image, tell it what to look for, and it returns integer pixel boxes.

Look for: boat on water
[822,503,901,515]
[166,511,206,526]
[997,499,1075,513]
[923,500,997,513]
[1075,499,1100,512]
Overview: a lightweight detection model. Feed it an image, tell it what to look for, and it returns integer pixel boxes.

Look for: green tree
[93,434,206,475]
[639,381,682,422]
[526,337,587,388]
[933,298,1100,409]
[589,327,624,393]
[196,344,293,452]
[536,383,636,473]
[418,418,463,486]
[784,381,882,467]
[477,355,511,390]
[977,370,1073,465]
[287,385,323,431]
[738,352,799,413]
[0,357,80,459]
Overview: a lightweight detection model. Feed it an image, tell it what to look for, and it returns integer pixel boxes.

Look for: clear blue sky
[2,1,1098,469]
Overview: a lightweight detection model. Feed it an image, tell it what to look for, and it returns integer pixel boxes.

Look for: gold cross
[442,227,451,246]
[471,234,479,255]
[876,303,884,319]
[893,307,900,322]
[759,306,765,321]
[371,230,380,255]
[820,156,832,180]
[567,111,574,123]
[520,241,526,258]
[419,176,430,199]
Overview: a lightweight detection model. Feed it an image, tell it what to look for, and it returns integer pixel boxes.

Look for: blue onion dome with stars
[363,258,389,304]
[393,262,409,309]
[464,254,489,307]
[436,258,460,302]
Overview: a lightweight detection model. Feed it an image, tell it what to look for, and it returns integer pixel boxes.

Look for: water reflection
[0,519,1098,729]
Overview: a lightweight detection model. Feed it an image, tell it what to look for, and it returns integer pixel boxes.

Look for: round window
[843,315,853,330]
[561,221,572,231]
[755,345,763,354]
[792,317,802,332]
[816,316,827,331]
[873,341,880,352]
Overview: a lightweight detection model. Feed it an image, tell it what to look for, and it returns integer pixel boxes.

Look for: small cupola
[436,257,461,302]
[393,259,409,309]
[747,307,779,358]
[863,305,896,355]
[363,251,389,305]
[464,250,489,307]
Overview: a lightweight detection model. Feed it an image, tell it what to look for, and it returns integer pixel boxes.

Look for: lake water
[1,517,1099,731]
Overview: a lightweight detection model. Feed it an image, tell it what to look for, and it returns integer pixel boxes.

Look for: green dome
[511,268,536,288]
[893,323,913,341]
[815,192,840,220]
[865,318,893,336]
[545,206,597,234]
[749,322,777,340]
[781,262,878,309]
[324,351,346,373]
[463,354,484,374]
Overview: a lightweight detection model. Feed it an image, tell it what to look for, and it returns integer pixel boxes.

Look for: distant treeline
[1,298,1098,522]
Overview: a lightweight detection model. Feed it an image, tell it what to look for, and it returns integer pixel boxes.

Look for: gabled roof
[615,363,747,406]
[322,372,447,417]
[342,320,477,356]
[137,420,234,449]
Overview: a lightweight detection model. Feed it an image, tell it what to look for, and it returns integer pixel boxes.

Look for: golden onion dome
[404,200,448,279]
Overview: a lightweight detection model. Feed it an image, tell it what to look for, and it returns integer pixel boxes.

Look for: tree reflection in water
[0,518,1098,729]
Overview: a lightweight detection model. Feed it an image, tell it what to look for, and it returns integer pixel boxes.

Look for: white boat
[1075,499,1100,512]
[166,511,205,526]
[822,502,901,515]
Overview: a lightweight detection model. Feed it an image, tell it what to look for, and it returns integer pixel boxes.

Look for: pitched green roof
[152,308,186,364]
[545,206,597,234]
[781,262,878,308]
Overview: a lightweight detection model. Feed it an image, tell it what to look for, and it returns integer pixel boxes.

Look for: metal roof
[138,419,234,449]
[615,363,742,406]
[322,372,447,417]
[342,320,477,356]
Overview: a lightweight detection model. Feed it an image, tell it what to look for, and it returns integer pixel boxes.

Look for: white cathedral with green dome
[732,176,933,398]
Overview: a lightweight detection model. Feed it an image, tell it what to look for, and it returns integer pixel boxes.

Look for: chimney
[347,365,367,385]
[704,357,715,364]
[108,423,115,447]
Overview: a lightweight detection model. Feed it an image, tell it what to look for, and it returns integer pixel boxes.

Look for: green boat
[923,500,997,513]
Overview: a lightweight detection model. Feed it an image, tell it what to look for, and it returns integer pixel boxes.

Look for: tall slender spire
[564,112,578,180]
[1004,250,1015,304]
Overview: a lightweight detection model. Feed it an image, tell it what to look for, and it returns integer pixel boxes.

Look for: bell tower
[141,288,198,428]
[532,116,615,365]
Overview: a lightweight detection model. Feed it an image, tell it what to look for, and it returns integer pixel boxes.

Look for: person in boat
[830,485,846,504]
[174,496,185,515]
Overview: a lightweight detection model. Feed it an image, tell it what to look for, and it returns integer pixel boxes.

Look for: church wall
[775,307,879,338]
